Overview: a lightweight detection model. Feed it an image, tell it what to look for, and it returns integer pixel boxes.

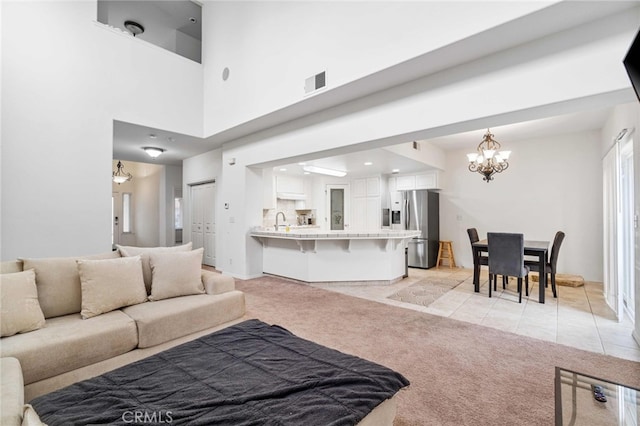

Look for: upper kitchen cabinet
[276,175,304,194]
[396,175,415,191]
[415,172,439,189]
[393,171,440,191]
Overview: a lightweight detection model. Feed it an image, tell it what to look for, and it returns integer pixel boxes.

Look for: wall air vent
[304,71,326,94]
[412,141,420,150]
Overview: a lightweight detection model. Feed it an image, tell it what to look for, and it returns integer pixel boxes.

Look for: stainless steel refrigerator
[403,190,439,268]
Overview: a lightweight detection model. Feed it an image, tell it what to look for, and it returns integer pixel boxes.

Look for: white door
[191,182,216,267]
[620,135,635,322]
[603,145,621,319]
[326,184,350,230]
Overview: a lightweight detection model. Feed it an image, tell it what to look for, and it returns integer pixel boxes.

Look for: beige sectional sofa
[0,244,245,426]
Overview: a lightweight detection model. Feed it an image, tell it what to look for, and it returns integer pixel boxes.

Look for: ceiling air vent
[304,71,326,94]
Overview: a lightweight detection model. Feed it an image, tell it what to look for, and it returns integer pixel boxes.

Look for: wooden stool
[436,241,456,268]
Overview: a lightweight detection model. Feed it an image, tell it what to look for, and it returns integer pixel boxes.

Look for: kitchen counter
[250,228,419,283]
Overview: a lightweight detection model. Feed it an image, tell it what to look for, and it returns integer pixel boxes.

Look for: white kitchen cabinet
[415,171,439,189]
[366,177,380,196]
[351,176,381,230]
[276,175,304,194]
[352,178,367,197]
[396,175,415,190]
[388,177,397,193]
[365,197,381,229]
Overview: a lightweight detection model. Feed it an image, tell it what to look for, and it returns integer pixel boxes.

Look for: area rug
[387,277,466,307]
[234,276,640,426]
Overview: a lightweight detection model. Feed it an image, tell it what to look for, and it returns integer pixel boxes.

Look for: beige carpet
[235,276,640,426]
[388,277,466,307]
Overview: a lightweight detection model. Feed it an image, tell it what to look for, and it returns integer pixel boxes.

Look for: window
[123,193,132,233]
[175,197,183,229]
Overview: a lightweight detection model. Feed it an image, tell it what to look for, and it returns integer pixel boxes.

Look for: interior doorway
[190,182,216,267]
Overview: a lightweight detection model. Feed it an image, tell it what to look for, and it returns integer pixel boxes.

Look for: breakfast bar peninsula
[250,227,420,283]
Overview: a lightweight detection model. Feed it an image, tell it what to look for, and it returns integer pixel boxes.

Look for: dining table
[472,239,550,303]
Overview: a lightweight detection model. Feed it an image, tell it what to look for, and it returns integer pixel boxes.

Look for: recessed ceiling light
[303,165,347,177]
[279,168,287,172]
[303,171,311,175]
[189,17,198,24]
[149,134,157,139]
[298,162,306,166]
[364,162,373,166]
[392,169,400,174]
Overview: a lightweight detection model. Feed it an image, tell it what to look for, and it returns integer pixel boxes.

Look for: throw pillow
[77,255,147,319]
[117,243,193,294]
[21,251,120,318]
[1,270,46,337]
[148,248,204,301]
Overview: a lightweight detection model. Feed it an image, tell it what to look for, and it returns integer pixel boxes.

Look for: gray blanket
[31,319,409,425]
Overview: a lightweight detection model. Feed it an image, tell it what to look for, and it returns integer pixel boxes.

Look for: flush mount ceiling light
[113,161,133,184]
[143,147,165,158]
[466,129,511,183]
[302,165,347,177]
[124,20,144,37]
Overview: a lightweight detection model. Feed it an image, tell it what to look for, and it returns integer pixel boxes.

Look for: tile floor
[309,266,640,362]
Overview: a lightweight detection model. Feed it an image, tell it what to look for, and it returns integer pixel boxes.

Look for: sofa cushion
[202,269,235,295]
[122,291,246,348]
[148,248,205,301]
[21,251,121,319]
[1,260,23,274]
[117,243,192,293]
[22,405,45,426]
[1,270,45,337]
[0,311,138,385]
[77,256,147,319]
[1,357,24,426]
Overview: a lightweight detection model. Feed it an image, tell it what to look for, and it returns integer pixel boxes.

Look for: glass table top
[555,367,639,425]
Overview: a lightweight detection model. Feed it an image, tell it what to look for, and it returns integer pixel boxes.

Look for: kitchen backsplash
[263,200,316,228]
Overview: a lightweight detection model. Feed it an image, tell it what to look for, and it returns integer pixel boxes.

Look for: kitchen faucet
[274,211,286,231]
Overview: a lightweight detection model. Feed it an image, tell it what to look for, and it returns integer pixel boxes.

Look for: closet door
[190,182,216,267]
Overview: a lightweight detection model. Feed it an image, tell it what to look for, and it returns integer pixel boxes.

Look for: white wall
[203,7,638,280]
[159,165,183,247]
[600,102,640,342]
[1,1,202,260]
[439,131,603,281]
[133,164,162,247]
[202,1,552,135]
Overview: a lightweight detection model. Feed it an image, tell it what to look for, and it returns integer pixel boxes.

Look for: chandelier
[466,129,511,182]
[112,161,133,184]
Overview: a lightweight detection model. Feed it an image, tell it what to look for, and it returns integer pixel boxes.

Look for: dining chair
[468,228,506,288]
[467,228,488,266]
[525,231,565,298]
[487,232,530,303]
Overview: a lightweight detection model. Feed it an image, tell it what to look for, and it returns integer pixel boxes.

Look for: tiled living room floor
[309,266,640,362]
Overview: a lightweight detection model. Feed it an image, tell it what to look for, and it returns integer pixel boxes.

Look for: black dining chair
[468,228,506,288]
[467,228,488,266]
[487,232,530,303]
[525,231,565,299]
